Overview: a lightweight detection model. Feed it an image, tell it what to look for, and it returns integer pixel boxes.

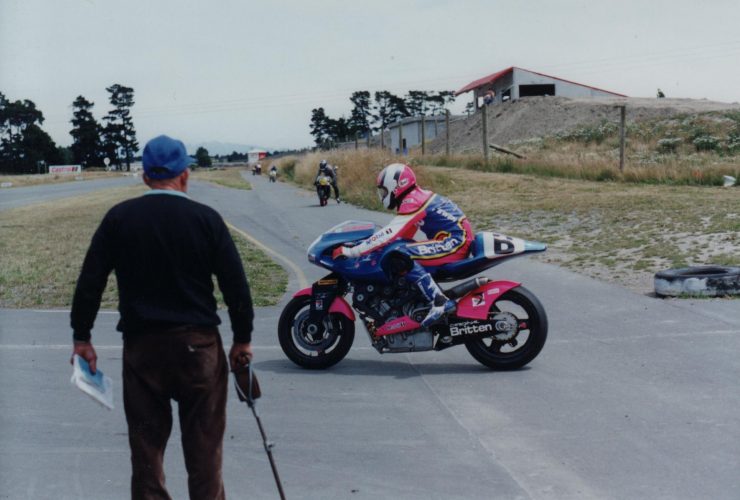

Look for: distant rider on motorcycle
[332,163,473,327]
[315,159,340,203]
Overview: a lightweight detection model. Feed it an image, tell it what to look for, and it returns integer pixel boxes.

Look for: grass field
[191,167,252,190]
[0,170,126,188]
[0,186,287,308]
[277,150,740,294]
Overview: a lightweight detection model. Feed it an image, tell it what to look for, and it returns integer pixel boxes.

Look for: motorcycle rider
[269,164,278,182]
[315,159,340,203]
[332,163,473,327]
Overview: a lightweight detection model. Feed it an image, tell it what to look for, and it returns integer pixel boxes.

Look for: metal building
[388,115,448,153]
[456,66,625,105]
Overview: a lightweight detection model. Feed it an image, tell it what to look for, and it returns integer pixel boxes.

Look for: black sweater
[71,191,254,343]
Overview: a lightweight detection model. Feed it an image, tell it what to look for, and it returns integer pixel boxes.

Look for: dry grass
[0,186,286,308]
[0,171,126,188]
[278,150,740,294]
[191,167,252,190]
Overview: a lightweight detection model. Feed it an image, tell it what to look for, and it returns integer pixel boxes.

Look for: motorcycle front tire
[278,295,355,369]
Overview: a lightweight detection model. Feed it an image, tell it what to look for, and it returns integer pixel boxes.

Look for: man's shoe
[421,299,456,327]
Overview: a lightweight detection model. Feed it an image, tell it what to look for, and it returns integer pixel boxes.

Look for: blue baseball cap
[142,135,195,179]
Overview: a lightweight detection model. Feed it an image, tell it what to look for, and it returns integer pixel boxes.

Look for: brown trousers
[123,327,228,500]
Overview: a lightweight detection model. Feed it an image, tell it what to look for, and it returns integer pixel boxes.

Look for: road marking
[226,221,308,289]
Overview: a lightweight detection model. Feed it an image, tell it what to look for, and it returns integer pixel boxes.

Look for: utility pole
[445,110,450,156]
[481,103,489,162]
[619,105,626,172]
[421,116,426,156]
[398,122,403,155]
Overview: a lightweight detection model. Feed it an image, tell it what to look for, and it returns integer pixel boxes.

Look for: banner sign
[49,165,82,175]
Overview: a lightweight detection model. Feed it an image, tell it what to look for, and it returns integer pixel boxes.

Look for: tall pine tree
[103,84,138,171]
[69,96,102,168]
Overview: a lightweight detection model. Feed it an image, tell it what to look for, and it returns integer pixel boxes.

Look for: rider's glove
[332,246,351,260]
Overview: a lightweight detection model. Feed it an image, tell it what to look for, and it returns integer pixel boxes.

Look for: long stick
[234,378,286,500]
[250,404,286,500]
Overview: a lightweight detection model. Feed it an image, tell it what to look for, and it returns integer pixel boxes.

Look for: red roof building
[456,67,625,106]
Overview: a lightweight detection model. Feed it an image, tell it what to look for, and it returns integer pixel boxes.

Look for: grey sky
[2,0,739,151]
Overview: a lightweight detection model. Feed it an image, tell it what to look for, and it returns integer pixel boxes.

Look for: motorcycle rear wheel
[464,286,547,370]
[278,295,355,369]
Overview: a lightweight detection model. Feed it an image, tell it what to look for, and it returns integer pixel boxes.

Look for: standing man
[70,134,254,500]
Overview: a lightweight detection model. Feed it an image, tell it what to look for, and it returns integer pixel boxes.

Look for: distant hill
[187,141,266,156]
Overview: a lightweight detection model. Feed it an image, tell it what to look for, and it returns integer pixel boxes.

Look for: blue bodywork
[307,220,547,284]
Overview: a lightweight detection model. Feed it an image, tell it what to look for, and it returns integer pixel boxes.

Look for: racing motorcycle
[315,175,332,206]
[278,220,548,370]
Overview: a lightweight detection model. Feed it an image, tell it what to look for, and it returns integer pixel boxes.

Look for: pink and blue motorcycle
[278,220,548,370]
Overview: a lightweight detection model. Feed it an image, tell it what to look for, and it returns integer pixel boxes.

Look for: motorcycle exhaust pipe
[445,277,489,299]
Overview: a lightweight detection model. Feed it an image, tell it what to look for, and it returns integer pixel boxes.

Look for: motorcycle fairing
[293,286,356,321]
[455,280,520,320]
[375,316,421,336]
[431,232,546,282]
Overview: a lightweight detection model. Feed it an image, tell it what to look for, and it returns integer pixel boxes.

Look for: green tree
[348,91,372,137]
[426,90,456,115]
[328,116,350,145]
[372,91,408,134]
[195,146,212,167]
[103,84,138,171]
[0,93,60,173]
[309,107,332,148]
[405,90,430,116]
[69,95,103,168]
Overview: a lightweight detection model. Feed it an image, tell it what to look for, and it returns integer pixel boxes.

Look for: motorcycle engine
[352,277,427,326]
[352,278,433,353]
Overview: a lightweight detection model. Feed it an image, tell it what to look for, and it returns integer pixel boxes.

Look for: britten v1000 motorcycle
[278,220,548,370]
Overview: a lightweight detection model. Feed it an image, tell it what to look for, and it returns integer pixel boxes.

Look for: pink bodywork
[455,280,520,320]
[293,288,356,321]
[375,316,421,336]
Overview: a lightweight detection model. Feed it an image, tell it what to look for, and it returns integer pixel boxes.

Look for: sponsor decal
[49,165,81,175]
[435,207,459,223]
[487,288,500,295]
[318,279,338,285]
[315,299,324,310]
[449,321,494,336]
[415,237,460,255]
[398,178,409,188]
[384,320,407,332]
[471,293,485,307]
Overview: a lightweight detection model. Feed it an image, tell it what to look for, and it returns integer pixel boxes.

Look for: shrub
[693,135,720,152]
[657,137,682,153]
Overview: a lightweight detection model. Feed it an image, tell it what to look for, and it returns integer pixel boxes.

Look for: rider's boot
[416,274,456,327]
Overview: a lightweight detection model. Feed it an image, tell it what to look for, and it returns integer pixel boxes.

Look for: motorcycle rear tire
[278,295,355,369]
[464,286,547,370]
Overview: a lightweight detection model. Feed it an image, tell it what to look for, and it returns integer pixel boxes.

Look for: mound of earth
[427,96,740,155]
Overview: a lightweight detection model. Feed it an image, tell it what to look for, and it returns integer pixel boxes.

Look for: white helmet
[376,163,417,209]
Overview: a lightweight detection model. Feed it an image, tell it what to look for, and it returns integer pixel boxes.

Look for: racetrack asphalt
[1,173,739,499]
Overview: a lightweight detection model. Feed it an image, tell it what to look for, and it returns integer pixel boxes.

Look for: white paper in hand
[71,354,114,410]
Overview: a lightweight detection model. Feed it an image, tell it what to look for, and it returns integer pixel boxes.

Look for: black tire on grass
[654,266,740,297]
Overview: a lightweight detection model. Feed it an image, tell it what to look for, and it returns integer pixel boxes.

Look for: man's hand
[332,246,350,260]
[71,341,98,374]
[229,342,253,371]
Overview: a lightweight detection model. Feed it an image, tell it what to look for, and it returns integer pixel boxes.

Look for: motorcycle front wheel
[464,286,547,370]
[278,295,355,369]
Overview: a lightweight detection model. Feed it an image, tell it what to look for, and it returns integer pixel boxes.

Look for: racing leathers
[334,186,473,326]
